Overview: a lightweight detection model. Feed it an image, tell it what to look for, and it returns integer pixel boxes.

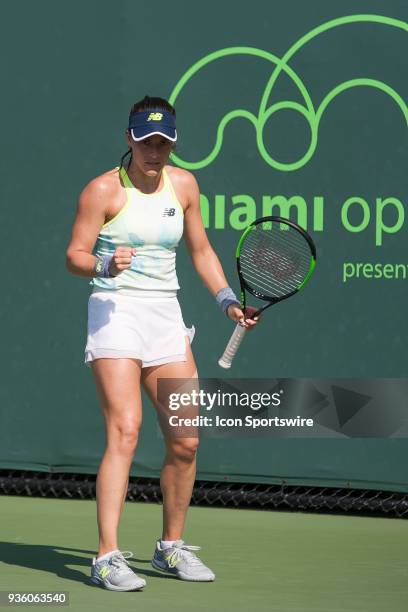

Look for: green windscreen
[0,1,407,493]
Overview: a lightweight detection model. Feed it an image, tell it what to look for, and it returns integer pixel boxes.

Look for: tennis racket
[218,215,316,369]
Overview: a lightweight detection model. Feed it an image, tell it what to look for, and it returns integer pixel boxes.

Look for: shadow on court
[0,542,174,585]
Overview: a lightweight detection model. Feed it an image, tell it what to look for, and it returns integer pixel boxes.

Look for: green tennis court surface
[1,496,407,611]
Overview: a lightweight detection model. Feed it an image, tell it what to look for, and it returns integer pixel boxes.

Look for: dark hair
[119,95,176,171]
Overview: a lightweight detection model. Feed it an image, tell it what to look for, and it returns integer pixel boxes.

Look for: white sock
[160,539,178,549]
[96,549,120,562]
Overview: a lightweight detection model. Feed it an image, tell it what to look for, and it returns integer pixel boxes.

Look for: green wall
[0,1,407,491]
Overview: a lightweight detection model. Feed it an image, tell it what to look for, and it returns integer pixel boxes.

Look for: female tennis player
[66,96,260,591]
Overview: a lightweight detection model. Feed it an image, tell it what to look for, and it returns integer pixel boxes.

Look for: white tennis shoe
[91,549,146,591]
[151,539,215,581]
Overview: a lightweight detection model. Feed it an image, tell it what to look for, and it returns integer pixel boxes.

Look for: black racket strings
[239,223,313,298]
[240,228,310,296]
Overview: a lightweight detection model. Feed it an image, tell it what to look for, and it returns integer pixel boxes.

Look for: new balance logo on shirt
[163,208,175,217]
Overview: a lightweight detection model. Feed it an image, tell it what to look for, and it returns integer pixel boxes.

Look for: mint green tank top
[91,165,184,297]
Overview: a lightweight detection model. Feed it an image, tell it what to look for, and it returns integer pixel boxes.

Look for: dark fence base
[1,470,407,518]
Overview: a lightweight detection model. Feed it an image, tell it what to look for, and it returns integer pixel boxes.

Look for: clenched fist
[109,246,137,276]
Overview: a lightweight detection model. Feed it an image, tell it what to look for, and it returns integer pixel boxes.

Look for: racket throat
[250,302,275,319]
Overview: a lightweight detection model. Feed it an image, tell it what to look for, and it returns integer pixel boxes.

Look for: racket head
[236,216,316,309]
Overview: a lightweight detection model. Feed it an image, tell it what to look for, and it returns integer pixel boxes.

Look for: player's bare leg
[142,340,215,581]
[91,358,142,557]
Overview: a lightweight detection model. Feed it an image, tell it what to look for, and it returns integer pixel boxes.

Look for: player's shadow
[0,542,172,585]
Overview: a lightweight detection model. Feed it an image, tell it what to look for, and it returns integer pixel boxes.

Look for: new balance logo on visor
[147,112,163,121]
[163,208,175,217]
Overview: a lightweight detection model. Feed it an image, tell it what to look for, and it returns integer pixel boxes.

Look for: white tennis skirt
[84,290,195,368]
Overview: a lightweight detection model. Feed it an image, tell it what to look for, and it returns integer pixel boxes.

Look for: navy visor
[128,109,177,142]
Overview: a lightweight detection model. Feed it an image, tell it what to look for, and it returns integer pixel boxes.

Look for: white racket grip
[218,323,247,369]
